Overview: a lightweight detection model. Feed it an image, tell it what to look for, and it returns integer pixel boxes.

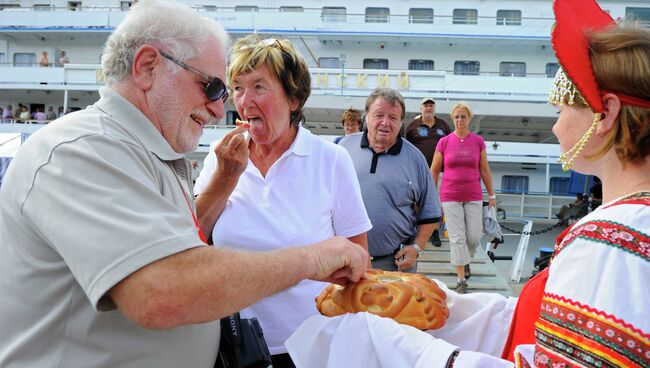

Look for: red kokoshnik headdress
[549,0,650,170]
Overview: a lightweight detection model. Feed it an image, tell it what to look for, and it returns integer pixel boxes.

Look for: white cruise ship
[1,0,647,219]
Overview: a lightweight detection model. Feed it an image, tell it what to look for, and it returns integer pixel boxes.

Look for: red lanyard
[172,166,208,245]
[179,189,208,245]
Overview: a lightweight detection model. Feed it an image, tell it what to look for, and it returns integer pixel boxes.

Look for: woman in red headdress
[286,0,650,366]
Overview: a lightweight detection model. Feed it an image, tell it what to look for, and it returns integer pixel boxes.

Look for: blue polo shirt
[339,131,442,256]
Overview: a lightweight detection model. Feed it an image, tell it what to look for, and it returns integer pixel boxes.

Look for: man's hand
[394,246,418,271]
[214,124,250,180]
[308,237,369,285]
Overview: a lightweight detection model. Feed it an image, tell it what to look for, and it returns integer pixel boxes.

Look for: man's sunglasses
[158,50,229,103]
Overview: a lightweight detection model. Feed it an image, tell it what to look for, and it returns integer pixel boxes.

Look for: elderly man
[0,1,368,367]
[405,97,451,167]
[404,97,451,247]
[339,88,442,272]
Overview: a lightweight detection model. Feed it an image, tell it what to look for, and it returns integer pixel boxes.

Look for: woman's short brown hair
[228,35,311,126]
[341,108,362,127]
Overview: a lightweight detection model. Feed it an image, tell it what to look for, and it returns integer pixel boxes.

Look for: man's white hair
[101,0,230,86]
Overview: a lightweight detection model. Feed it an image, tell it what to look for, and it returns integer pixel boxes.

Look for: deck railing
[494,192,575,221]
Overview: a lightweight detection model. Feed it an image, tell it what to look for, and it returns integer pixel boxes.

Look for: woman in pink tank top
[431,102,496,294]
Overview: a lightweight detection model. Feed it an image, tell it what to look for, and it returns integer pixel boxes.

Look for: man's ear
[597,93,621,137]
[131,45,161,91]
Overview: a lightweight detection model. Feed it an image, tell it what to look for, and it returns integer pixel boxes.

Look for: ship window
[0,53,5,65]
[322,7,346,23]
[280,6,303,12]
[496,10,521,26]
[500,62,526,77]
[550,177,570,194]
[13,53,36,67]
[0,4,21,10]
[409,8,433,24]
[363,58,388,69]
[120,1,132,10]
[226,111,241,126]
[546,63,560,78]
[67,1,81,11]
[408,59,434,71]
[453,9,478,25]
[454,61,480,75]
[626,7,650,26]
[502,175,529,194]
[34,4,53,11]
[366,7,389,23]
[235,6,258,12]
[319,57,341,68]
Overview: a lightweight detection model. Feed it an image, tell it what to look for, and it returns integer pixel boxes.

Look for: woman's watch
[411,243,423,257]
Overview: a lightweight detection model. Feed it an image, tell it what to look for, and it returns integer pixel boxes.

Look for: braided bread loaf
[315,269,449,330]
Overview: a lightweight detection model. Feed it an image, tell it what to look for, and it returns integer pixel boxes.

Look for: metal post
[63,89,69,114]
[509,220,533,282]
[340,61,345,96]
[545,163,550,193]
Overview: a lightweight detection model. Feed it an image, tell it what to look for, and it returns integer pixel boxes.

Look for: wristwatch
[410,243,424,257]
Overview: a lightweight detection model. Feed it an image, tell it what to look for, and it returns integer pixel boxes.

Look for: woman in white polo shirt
[194,35,371,367]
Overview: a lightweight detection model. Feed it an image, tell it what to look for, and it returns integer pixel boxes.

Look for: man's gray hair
[364,88,406,121]
[101,0,230,86]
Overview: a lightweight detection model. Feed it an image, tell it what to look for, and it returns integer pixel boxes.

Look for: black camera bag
[214,312,272,368]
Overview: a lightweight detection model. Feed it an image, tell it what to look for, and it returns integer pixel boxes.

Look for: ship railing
[0,119,54,125]
[0,6,557,37]
[494,191,575,221]
[2,5,647,33]
[0,64,556,104]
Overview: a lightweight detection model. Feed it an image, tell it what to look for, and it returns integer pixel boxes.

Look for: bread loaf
[315,269,449,330]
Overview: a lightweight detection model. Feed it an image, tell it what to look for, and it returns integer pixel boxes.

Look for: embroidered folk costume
[512,193,650,367]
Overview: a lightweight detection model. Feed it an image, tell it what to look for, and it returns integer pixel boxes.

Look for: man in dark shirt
[404,97,451,247]
[404,97,452,167]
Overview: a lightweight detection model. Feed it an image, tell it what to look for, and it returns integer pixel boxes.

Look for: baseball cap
[420,97,435,105]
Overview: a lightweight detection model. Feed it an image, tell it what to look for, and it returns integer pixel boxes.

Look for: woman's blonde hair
[587,25,650,164]
[451,101,473,121]
[228,35,311,126]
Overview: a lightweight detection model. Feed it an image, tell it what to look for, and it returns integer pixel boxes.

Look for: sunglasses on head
[158,49,229,103]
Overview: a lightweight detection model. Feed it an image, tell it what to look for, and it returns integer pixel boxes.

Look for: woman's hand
[488,197,497,207]
[215,124,250,180]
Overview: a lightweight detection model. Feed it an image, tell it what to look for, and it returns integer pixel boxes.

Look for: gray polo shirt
[0,88,219,367]
[339,132,441,256]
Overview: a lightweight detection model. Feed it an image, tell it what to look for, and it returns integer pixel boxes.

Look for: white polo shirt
[195,126,371,354]
[0,88,219,367]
